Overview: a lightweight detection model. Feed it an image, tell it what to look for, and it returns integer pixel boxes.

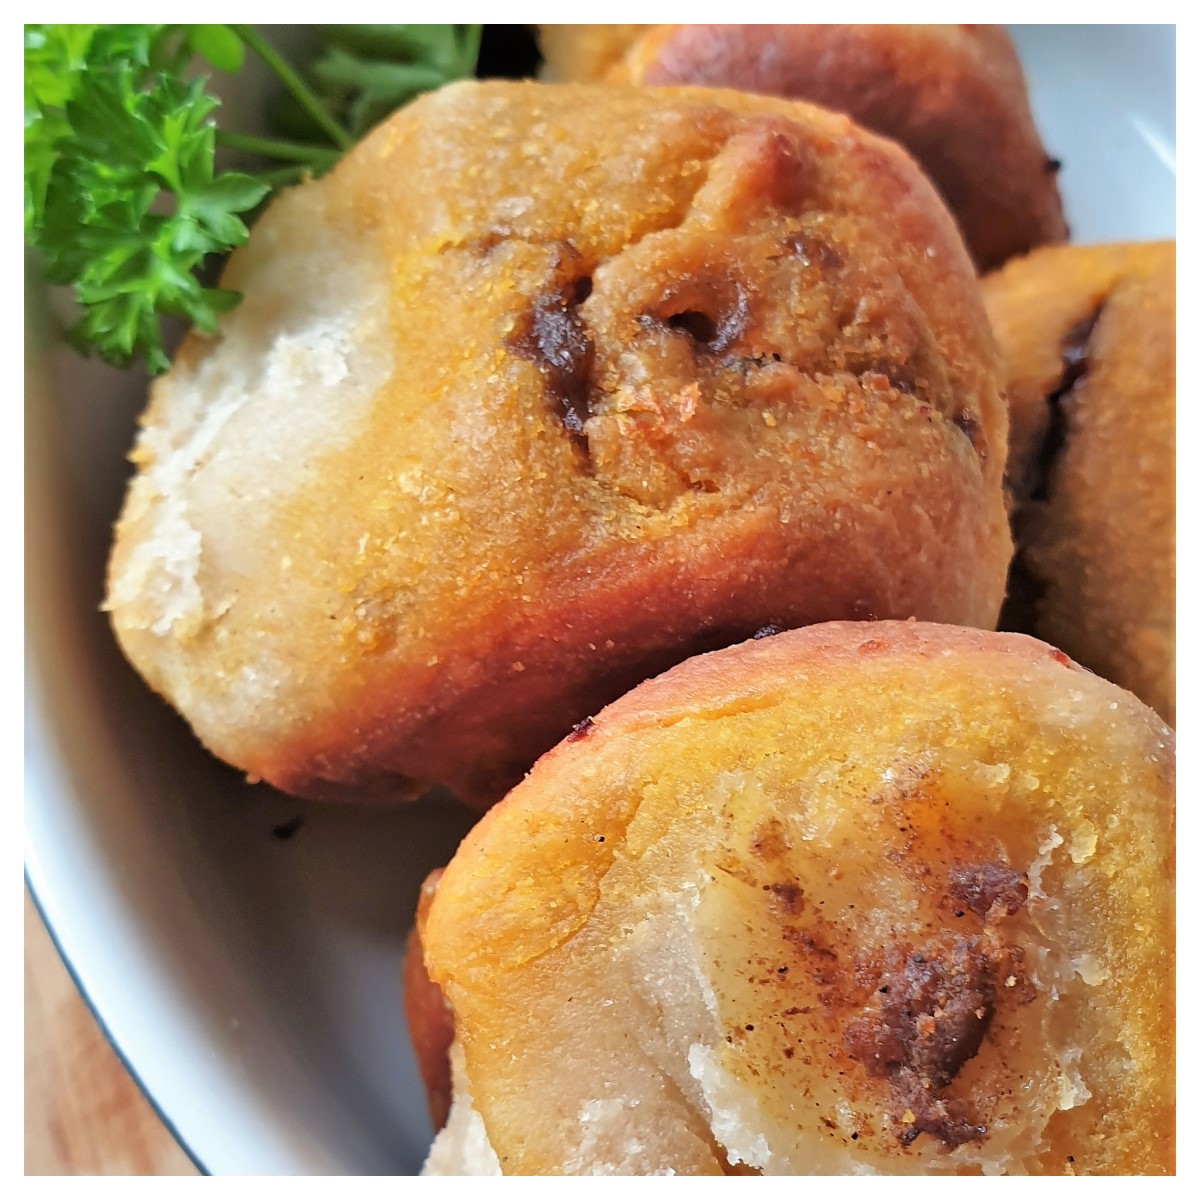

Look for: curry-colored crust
[423,621,1175,1176]
[106,81,1011,808]
[983,242,1175,725]
[539,24,1066,271]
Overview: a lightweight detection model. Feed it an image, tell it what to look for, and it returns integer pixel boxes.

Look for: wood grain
[24,892,198,1176]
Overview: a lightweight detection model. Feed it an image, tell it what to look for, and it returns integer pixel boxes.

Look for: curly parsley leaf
[25,24,102,232]
[275,25,482,140]
[188,24,245,73]
[27,27,268,372]
[25,24,479,374]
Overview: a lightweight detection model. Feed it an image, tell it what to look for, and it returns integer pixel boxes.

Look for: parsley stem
[230,25,353,151]
[215,130,339,167]
[457,25,483,78]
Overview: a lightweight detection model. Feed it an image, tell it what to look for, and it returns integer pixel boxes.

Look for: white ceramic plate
[24,25,1176,1176]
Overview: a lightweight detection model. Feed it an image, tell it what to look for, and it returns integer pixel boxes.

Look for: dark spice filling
[999,304,1104,632]
[657,280,750,357]
[844,935,996,1148]
[1029,308,1100,503]
[510,268,595,447]
[566,715,595,741]
[785,231,844,270]
[842,860,1030,1149]
[946,860,1028,919]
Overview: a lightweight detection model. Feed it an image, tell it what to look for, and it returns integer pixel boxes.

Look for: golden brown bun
[540,24,1067,271]
[983,242,1175,724]
[422,621,1174,1175]
[106,81,1011,808]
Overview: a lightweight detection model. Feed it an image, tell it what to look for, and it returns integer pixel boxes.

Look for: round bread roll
[539,24,1067,271]
[106,81,1011,808]
[983,241,1175,725]
[420,621,1175,1176]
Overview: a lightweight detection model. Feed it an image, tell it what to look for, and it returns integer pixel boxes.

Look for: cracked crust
[421,621,1175,1175]
[538,25,1066,270]
[107,81,1011,807]
[983,241,1175,724]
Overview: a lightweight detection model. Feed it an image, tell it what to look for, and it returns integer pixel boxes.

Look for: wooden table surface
[24,892,197,1176]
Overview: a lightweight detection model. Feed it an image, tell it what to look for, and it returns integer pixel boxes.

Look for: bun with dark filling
[419,622,1174,1175]
[983,241,1175,725]
[107,82,1010,808]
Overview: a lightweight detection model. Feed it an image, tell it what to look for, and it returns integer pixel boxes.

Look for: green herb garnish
[24,24,482,373]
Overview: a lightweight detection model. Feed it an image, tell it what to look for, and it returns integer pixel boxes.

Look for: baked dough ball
[420,621,1175,1176]
[539,25,1067,271]
[106,81,1011,808]
[983,242,1175,725]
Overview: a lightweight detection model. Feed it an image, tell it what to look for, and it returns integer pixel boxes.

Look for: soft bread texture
[983,242,1175,725]
[538,25,1066,270]
[422,1045,501,1177]
[421,622,1174,1175]
[107,81,1011,807]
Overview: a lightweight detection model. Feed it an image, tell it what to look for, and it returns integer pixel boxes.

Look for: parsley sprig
[24,24,481,373]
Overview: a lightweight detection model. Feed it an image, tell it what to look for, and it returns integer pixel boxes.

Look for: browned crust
[429,621,1164,1034]
[543,24,1066,271]
[261,487,1009,806]
[424,620,1174,1175]
[983,241,1175,724]
[108,83,1011,808]
[452,622,1096,817]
